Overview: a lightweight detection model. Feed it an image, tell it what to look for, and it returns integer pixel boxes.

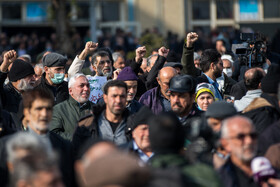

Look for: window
[192,0,210,20]
[26,2,48,21]
[101,1,120,22]
[2,2,21,20]
[217,0,233,19]
[77,2,89,20]
[263,0,280,18]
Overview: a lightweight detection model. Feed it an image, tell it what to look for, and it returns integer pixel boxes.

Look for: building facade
[0,0,279,38]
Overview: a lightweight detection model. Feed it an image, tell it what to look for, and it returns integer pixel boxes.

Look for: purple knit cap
[117,66,138,81]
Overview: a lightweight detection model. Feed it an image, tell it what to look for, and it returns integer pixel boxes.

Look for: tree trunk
[51,0,74,55]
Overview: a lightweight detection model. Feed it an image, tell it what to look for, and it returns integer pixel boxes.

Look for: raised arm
[129,46,146,75]
[181,32,200,77]
[145,46,169,89]
[68,41,98,77]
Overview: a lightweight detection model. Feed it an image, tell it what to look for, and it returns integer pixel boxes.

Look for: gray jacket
[97,111,128,145]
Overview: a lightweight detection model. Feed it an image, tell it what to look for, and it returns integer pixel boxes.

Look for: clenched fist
[186,32,198,48]
[158,47,169,58]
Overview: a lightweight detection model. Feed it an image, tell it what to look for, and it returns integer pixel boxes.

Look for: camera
[232,33,266,67]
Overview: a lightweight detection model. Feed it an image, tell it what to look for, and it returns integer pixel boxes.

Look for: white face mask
[223,68,232,77]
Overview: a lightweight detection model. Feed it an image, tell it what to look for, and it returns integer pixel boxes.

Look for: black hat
[261,64,280,94]
[205,101,237,119]
[126,106,154,133]
[42,53,67,67]
[169,75,197,94]
[148,112,185,154]
[8,59,35,82]
[163,62,183,70]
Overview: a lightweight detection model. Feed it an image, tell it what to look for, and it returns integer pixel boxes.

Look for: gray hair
[10,150,58,186]
[34,63,45,72]
[221,115,254,138]
[68,73,88,89]
[112,52,123,62]
[147,54,158,67]
[6,132,47,163]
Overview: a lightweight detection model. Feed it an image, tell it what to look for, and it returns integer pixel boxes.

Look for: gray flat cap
[42,52,67,67]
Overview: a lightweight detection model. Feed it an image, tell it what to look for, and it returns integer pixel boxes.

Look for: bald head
[244,67,265,90]
[158,67,177,80]
[157,67,177,99]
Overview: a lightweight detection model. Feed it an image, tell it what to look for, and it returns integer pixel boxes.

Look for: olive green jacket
[50,96,94,141]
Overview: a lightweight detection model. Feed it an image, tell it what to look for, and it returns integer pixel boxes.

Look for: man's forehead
[96,55,109,61]
[31,99,52,107]
[108,86,126,93]
[228,121,254,134]
[75,76,89,84]
[124,80,137,86]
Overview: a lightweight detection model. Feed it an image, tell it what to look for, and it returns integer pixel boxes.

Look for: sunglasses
[227,132,258,141]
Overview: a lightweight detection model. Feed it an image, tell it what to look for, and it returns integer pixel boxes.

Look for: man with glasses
[68,41,113,79]
[219,116,258,187]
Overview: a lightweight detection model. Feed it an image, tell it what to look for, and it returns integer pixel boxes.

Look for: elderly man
[50,73,93,141]
[123,106,154,162]
[0,50,35,113]
[169,75,202,126]
[219,116,258,187]
[73,80,130,148]
[112,52,126,70]
[36,52,69,105]
[139,66,177,114]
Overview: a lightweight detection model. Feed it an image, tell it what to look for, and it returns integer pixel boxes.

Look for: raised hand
[79,41,98,60]
[1,50,17,72]
[186,32,198,48]
[158,46,169,58]
[135,46,146,63]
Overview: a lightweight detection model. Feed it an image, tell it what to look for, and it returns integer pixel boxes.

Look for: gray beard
[18,79,34,91]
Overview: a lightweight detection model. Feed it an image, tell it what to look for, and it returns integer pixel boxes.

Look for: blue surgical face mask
[51,73,65,84]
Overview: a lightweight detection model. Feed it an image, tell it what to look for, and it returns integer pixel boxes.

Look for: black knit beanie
[8,59,35,82]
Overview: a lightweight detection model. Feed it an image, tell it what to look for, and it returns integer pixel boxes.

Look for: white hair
[34,63,44,71]
[68,73,87,89]
[112,52,123,62]
[221,115,254,138]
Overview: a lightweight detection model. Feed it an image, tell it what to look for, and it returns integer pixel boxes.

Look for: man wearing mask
[216,54,237,96]
[36,52,69,105]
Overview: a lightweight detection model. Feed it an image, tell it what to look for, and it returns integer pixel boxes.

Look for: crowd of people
[0,28,280,187]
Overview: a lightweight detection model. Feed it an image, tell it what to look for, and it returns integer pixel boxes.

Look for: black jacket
[218,159,258,187]
[0,72,22,114]
[230,80,247,100]
[258,120,280,156]
[35,73,69,105]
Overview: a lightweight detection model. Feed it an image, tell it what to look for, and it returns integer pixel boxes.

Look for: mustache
[172,103,182,108]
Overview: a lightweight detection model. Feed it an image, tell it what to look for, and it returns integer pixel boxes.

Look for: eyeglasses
[227,132,258,141]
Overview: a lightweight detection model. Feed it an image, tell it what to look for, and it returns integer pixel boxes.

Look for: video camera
[232,33,266,68]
